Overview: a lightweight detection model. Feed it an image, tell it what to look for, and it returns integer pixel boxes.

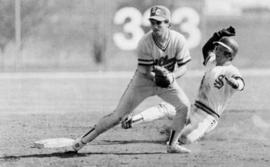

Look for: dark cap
[149,5,171,22]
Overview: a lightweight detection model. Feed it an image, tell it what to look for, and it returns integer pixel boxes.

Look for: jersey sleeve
[175,35,191,67]
[137,37,154,66]
[226,67,245,91]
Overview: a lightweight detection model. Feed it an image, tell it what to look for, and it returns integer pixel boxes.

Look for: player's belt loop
[194,100,220,119]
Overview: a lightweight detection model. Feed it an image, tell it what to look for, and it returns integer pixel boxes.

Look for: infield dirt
[0,75,269,167]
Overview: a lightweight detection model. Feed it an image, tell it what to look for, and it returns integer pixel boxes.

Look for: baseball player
[72,5,192,153]
[121,26,245,152]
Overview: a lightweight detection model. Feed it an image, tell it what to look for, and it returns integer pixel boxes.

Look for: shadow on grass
[95,139,166,145]
[0,151,168,160]
[0,139,167,160]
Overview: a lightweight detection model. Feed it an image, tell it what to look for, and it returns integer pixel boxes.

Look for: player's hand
[217,26,236,37]
[167,73,174,83]
[225,76,239,89]
[121,116,133,129]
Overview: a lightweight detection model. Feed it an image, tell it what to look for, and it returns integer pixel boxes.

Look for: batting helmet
[214,37,239,57]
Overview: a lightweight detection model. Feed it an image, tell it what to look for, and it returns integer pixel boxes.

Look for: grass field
[0,71,270,167]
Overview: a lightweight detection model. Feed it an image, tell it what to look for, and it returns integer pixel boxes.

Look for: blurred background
[0,0,270,72]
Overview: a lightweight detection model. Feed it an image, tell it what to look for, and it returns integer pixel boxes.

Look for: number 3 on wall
[172,7,201,49]
[113,7,144,50]
[113,7,201,50]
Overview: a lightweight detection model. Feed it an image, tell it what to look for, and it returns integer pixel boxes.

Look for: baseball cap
[149,5,171,22]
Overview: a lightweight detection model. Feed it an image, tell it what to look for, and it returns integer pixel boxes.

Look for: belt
[194,100,220,119]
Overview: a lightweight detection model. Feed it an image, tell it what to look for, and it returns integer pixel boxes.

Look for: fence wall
[0,0,269,72]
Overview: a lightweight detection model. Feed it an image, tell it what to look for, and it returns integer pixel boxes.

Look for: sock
[168,130,175,145]
[131,114,144,125]
[81,126,98,144]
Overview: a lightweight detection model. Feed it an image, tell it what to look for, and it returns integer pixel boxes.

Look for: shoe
[167,144,191,153]
[121,116,133,129]
[72,137,86,152]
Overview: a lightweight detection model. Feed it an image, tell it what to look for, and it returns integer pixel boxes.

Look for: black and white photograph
[0,0,269,166]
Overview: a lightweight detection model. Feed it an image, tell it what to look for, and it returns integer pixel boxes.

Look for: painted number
[114,7,201,50]
[172,7,201,49]
[113,7,144,50]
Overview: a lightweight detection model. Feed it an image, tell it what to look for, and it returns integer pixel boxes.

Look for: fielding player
[121,26,245,152]
[72,5,192,153]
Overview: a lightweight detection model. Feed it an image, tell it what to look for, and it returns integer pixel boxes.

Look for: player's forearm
[234,78,245,91]
[137,65,155,81]
[173,65,187,79]
[225,76,245,91]
[236,79,245,91]
[145,72,155,81]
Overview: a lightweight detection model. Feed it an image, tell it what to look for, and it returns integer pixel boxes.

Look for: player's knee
[182,100,191,110]
[175,105,189,117]
[159,102,176,119]
[183,98,191,110]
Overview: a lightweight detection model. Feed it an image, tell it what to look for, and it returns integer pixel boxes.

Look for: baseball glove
[215,26,235,38]
[153,66,174,88]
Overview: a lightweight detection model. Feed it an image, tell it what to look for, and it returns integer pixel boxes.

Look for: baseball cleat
[167,144,191,153]
[71,137,86,152]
